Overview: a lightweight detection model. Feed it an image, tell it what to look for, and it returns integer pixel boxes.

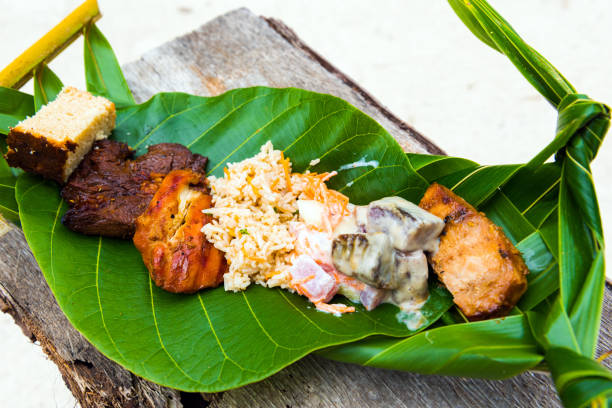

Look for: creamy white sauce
[330,196,444,329]
[297,200,327,230]
[338,156,379,172]
[396,302,427,331]
[366,196,444,252]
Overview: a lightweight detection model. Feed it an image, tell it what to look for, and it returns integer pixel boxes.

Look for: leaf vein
[0,204,18,216]
[96,237,127,362]
[207,97,325,174]
[282,108,350,153]
[84,27,108,93]
[338,165,404,192]
[115,108,140,128]
[149,278,199,384]
[133,102,209,149]
[277,291,350,337]
[566,151,594,182]
[48,200,64,287]
[186,92,273,148]
[521,178,561,215]
[241,292,302,351]
[197,293,252,373]
[450,166,487,191]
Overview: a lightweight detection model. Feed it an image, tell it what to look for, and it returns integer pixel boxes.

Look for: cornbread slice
[5,87,115,183]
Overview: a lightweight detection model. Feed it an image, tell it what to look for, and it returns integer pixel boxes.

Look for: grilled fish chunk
[419,183,528,320]
[390,250,429,307]
[133,169,227,293]
[366,196,444,252]
[331,233,395,289]
[332,232,430,307]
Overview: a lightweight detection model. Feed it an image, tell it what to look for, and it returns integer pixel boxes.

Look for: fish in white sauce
[329,197,444,314]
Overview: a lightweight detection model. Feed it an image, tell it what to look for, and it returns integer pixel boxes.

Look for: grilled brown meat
[61,140,208,238]
[419,183,528,320]
[133,169,227,293]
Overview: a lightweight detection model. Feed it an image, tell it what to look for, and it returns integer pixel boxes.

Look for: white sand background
[0,1,610,406]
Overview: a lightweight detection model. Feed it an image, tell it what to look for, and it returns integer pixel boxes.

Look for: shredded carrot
[280,151,292,192]
[292,274,315,298]
[246,175,260,196]
[248,255,267,263]
[297,275,315,285]
[332,270,366,290]
[223,167,230,180]
[315,302,355,314]
[293,171,350,231]
[298,286,313,299]
[264,270,281,279]
[242,246,267,263]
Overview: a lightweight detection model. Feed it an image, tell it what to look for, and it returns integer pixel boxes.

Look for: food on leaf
[202,142,304,294]
[331,196,442,312]
[332,232,396,289]
[389,250,430,308]
[289,254,339,303]
[133,169,227,293]
[202,142,372,314]
[419,183,528,320]
[365,197,444,252]
[5,0,609,399]
[5,86,115,183]
[61,139,208,238]
[202,142,447,322]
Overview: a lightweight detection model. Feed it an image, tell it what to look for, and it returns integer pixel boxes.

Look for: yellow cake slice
[5,86,115,183]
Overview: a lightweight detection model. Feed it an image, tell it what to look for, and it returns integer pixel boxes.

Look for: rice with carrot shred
[202,141,349,292]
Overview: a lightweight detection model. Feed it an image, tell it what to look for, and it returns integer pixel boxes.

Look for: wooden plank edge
[263,16,446,156]
[0,217,184,408]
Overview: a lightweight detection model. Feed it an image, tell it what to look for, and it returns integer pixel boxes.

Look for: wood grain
[121,8,442,156]
[0,8,609,408]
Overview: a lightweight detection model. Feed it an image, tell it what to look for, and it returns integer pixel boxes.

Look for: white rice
[202,142,308,291]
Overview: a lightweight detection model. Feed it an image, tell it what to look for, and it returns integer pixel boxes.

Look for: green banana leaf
[0,87,34,135]
[0,169,18,224]
[318,315,542,379]
[325,1,611,406]
[33,64,63,110]
[15,25,454,390]
[3,1,610,405]
[16,85,455,390]
[451,3,611,406]
[83,24,134,109]
[0,66,62,224]
[0,86,34,223]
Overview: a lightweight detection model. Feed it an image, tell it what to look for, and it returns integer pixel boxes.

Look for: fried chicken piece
[61,140,208,238]
[133,169,227,293]
[419,183,528,320]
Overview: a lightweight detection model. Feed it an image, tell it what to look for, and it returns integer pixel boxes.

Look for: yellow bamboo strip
[597,350,612,363]
[0,0,101,89]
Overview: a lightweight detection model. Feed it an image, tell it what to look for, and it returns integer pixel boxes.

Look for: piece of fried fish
[419,183,528,320]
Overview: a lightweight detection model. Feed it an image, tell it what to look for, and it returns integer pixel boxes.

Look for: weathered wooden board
[121,9,442,156]
[1,8,610,408]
